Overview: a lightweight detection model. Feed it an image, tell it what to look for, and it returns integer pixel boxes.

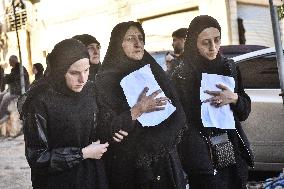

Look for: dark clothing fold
[89,63,101,81]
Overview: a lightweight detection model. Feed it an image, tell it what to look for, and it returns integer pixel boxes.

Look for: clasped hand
[82,140,109,159]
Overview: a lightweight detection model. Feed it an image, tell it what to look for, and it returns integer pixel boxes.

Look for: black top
[22,82,108,189]
[89,63,101,81]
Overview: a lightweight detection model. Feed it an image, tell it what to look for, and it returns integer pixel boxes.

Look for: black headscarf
[19,39,89,118]
[72,34,100,47]
[96,21,186,167]
[100,21,146,74]
[184,15,223,74]
[72,34,101,80]
[33,63,44,80]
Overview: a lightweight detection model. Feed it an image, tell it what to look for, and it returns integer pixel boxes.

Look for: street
[0,135,31,189]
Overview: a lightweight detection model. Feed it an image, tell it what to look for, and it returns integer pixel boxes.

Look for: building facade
[0,0,282,77]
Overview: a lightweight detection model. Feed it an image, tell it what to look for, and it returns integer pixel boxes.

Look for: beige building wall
[2,0,280,77]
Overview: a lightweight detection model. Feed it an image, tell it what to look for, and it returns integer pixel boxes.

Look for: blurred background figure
[165,28,187,76]
[4,55,29,96]
[72,34,101,81]
[0,55,29,120]
[32,63,44,81]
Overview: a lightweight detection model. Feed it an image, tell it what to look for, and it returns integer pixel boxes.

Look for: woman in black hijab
[32,63,44,81]
[20,39,109,189]
[95,21,187,189]
[172,15,253,189]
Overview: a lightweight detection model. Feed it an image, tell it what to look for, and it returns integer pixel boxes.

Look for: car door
[236,53,284,171]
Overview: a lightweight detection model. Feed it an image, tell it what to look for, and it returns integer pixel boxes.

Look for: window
[238,54,280,89]
[5,3,27,32]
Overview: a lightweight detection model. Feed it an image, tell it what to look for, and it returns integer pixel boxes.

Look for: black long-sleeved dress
[172,57,254,189]
[22,82,108,189]
[95,54,187,189]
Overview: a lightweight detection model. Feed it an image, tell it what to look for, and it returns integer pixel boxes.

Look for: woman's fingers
[118,130,128,137]
[149,89,162,98]
[137,87,149,102]
[216,84,229,90]
[113,136,121,142]
[204,90,220,96]
[114,133,124,140]
[113,132,126,142]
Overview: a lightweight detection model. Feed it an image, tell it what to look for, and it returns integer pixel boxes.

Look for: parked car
[232,47,284,172]
[219,45,267,58]
[150,45,267,71]
[150,50,171,71]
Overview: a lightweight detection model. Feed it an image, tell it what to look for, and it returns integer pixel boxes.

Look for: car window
[237,54,280,89]
[151,52,167,71]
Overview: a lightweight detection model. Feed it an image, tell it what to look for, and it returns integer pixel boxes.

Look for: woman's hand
[130,87,169,120]
[113,130,128,142]
[204,84,238,108]
[82,140,109,159]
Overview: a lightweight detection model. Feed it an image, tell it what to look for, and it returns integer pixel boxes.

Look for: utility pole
[269,0,284,103]
[12,0,25,95]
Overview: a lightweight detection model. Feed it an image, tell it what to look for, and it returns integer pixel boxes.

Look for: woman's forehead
[198,27,220,39]
[125,26,143,36]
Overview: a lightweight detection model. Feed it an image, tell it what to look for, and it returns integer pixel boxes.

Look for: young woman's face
[32,66,38,75]
[122,26,144,61]
[197,27,221,60]
[65,58,90,92]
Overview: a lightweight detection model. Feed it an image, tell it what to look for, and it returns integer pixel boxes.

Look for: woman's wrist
[130,103,143,120]
[231,93,239,105]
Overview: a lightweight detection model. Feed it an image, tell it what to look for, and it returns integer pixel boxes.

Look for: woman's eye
[202,41,209,46]
[126,36,133,41]
[214,37,220,43]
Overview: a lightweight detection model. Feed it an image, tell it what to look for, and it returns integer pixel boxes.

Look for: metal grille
[5,7,27,32]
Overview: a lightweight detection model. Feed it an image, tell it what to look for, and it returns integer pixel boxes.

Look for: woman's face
[197,27,221,60]
[65,58,90,92]
[32,66,38,75]
[122,26,144,61]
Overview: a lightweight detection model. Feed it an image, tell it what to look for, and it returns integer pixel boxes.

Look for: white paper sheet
[200,73,236,129]
[120,64,176,126]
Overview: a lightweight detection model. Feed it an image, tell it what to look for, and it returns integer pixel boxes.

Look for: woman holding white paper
[95,21,187,189]
[172,15,253,189]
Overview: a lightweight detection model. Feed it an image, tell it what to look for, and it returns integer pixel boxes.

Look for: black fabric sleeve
[95,89,135,143]
[23,98,83,175]
[230,67,251,121]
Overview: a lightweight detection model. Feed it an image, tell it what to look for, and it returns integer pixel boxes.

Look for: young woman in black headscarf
[32,63,44,81]
[171,15,254,189]
[72,34,101,81]
[95,21,187,189]
[19,39,109,189]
